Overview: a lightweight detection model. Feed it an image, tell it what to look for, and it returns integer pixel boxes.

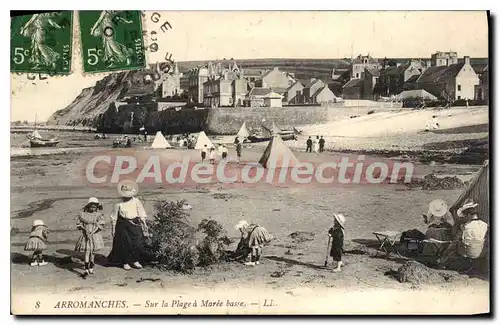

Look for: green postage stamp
[10,11,73,74]
[79,11,146,73]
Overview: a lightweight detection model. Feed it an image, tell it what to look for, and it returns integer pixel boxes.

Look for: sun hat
[117,179,139,198]
[333,213,346,228]
[235,220,249,230]
[427,199,448,218]
[33,220,45,227]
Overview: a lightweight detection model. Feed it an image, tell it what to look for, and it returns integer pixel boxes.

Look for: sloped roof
[352,55,379,64]
[248,87,272,97]
[342,79,363,88]
[286,80,304,91]
[405,74,420,84]
[416,66,448,84]
[382,64,408,76]
[270,87,288,95]
[472,63,488,74]
[396,89,437,101]
[365,67,380,76]
[438,62,465,80]
[263,91,283,99]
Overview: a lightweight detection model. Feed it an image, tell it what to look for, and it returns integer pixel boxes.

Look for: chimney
[464,56,470,66]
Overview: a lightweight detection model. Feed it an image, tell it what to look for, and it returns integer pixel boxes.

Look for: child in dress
[235,220,273,266]
[75,197,105,275]
[328,213,345,272]
[24,219,49,266]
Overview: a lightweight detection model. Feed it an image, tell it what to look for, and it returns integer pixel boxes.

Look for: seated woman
[234,220,273,266]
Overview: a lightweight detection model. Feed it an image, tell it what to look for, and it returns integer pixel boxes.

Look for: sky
[11,11,488,122]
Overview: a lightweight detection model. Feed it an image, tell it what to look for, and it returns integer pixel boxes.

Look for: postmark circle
[104,27,114,37]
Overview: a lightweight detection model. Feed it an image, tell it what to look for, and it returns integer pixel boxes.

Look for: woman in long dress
[107,180,149,270]
[90,11,134,67]
[20,13,62,69]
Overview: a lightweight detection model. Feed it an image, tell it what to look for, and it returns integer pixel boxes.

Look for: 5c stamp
[10,11,73,74]
[79,10,146,73]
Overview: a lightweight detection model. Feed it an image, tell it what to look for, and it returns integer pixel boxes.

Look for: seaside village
[13,50,489,291]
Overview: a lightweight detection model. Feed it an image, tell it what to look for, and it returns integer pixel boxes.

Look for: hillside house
[431,51,458,67]
[311,85,337,104]
[301,78,326,103]
[350,54,381,80]
[475,65,489,104]
[188,66,209,104]
[362,68,380,100]
[202,71,248,107]
[245,87,272,107]
[375,60,425,97]
[255,67,290,89]
[263,92,283,107]
[415,56,479,101]
[283,81,304,105]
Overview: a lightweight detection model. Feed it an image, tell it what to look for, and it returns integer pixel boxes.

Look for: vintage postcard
[10,11,490,315]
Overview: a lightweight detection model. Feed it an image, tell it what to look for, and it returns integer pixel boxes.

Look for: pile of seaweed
[400,173,464,190]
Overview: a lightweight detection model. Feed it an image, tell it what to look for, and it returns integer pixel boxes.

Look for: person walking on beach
[236,141,242,163]
[319,136,325,153]
[24,220,50,267]
[107,180,150,270]
[220,145,228,161]
[306,136,312,153]
[235,220,273,266]
[75,197,105,275]
[209,147,217,164]
[328,213,345,272]
[201,144,208,162]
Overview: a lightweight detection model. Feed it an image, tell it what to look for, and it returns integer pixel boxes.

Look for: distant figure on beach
[328,213,345,272]
[306,136,312,153]
[425,115,440,131]
[221,145,228,161]
[201,144,208,162]
[313,136,319,153]
[209,147,217,164]
[319,136,325,153]
[234,136,240,145]
[236,141,242,163]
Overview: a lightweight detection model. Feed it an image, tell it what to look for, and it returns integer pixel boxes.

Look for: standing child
[201,144,208,162]
[328,213,345,272]
[235,220,273,266]
[24,220,50,266]
[209,147,217,164]
[75,197,105,275]
[236,141,242,163]
[221,145,228,161]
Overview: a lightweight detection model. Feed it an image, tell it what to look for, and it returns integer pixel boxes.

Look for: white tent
[258,135,299,168]
[194,131,214,150]
[151,131,171,148]
[396,89,437,101]
[237,121,250,138]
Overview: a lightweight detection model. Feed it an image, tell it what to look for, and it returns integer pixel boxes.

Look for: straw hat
[84,197,101,209]
[427,199,448,218]
[33,220,46,227]
[117,180,138,198]
[333,213,346,228]
[457,199,479,217]
[235,220,249,230]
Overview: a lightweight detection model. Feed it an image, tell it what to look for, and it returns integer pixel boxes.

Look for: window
[457,85,461,91]
[356,73,360,78]
[458,96,461,100]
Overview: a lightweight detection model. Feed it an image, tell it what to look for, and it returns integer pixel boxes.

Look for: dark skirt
[330,244,343,261]
[107,217,146,265]
[201,152,207,159]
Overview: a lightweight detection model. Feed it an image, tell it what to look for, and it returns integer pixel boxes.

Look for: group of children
[24,197,106,276]
[201,144,229,164]
[24,196,347,273]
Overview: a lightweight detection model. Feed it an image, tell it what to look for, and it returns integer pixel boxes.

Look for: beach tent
[194,131,214,150]
[258,135,299,168]
[151,131,171,149]
[237,122,250,138]
[261,124,272,138]
[450,160,489,224]
[396,89,437,101]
